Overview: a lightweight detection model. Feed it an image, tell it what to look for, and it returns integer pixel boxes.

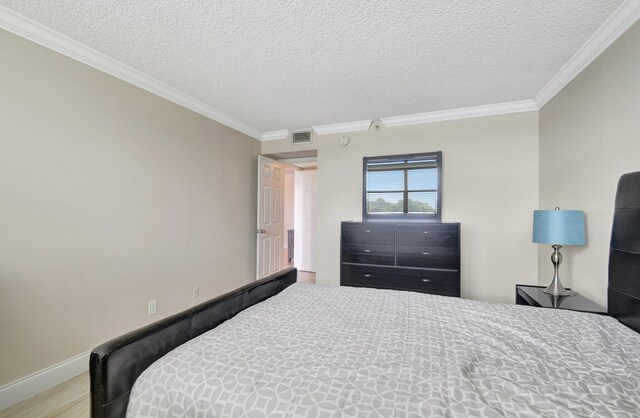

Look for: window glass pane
[363,152,441,219]
[367,192,404,213]
[366,170,404,191]
[407,168,437,190]
[407,192,437,213]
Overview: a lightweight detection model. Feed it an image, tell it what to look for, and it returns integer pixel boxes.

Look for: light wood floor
[297,270,316,284]
[0,373,89,418]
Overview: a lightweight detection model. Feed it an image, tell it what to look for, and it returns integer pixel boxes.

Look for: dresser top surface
[341,221,460,225]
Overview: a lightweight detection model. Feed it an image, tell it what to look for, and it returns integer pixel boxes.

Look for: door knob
[257,229,266,234]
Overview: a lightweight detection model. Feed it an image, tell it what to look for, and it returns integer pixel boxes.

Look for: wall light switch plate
[193,287,200,299]
[148,299,157,316]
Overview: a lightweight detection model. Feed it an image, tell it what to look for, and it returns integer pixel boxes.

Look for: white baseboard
[0,351,90,411]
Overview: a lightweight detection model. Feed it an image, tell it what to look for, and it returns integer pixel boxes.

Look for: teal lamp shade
[532,209,585,246]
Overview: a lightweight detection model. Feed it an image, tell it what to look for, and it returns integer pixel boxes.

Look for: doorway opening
[257,152,317,284]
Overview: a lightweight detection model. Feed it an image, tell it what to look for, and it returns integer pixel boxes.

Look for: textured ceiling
[0,0,624,132]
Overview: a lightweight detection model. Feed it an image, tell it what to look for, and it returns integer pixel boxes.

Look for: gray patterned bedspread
[127,284,640,417]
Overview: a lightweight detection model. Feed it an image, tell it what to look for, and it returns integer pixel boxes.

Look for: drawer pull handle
[364,274,372,278]
[421,279,431,282]
[423,231,429,234]
[422,252,430,256]
[365,230,371,233]
[364,249,371,253]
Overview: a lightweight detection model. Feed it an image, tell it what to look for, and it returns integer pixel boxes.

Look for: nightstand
[515,285,607,315]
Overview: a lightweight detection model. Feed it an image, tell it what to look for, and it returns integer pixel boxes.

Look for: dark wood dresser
[340,221,461,297]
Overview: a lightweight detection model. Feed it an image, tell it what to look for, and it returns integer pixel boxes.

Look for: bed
[91,171,640,417]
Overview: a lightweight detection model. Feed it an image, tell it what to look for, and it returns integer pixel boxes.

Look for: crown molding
[261,130,289,141]
[312,120,373,135]
[534,0,640,109]
[3,2,637,140]
[380,100,537,128]
[0,6,263,140]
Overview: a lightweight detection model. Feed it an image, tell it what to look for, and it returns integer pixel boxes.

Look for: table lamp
[533,207,585,296]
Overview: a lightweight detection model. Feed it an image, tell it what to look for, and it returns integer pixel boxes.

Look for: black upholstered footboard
[90,268,297,418]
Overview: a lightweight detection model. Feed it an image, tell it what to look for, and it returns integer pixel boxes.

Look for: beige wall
[263,112,540,304]
[538,22,640,307]
[0,29,261,386]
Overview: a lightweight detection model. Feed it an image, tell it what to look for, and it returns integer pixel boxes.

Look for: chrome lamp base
[543,245,576,297]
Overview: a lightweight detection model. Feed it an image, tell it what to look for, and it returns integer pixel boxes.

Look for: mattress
[127,284,640,417]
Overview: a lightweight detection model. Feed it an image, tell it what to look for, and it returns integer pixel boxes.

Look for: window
[363,152,441,221]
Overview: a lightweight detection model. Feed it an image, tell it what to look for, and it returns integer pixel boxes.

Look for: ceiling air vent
[291,130,312,144]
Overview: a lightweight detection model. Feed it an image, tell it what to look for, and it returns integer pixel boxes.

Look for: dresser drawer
[341,243,395,265]
[396,224,459,248]
[341,223,395,245]
[341,264,459,297]
[396,245,459,270]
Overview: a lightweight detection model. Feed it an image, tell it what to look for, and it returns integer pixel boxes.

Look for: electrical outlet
[193,286,200,299]
[148,299,157,316]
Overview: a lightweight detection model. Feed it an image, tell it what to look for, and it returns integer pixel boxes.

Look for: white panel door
[294,169,316,272]
[257,156,285,279]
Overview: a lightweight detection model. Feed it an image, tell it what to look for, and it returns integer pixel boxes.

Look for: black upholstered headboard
[608,172,640,333]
